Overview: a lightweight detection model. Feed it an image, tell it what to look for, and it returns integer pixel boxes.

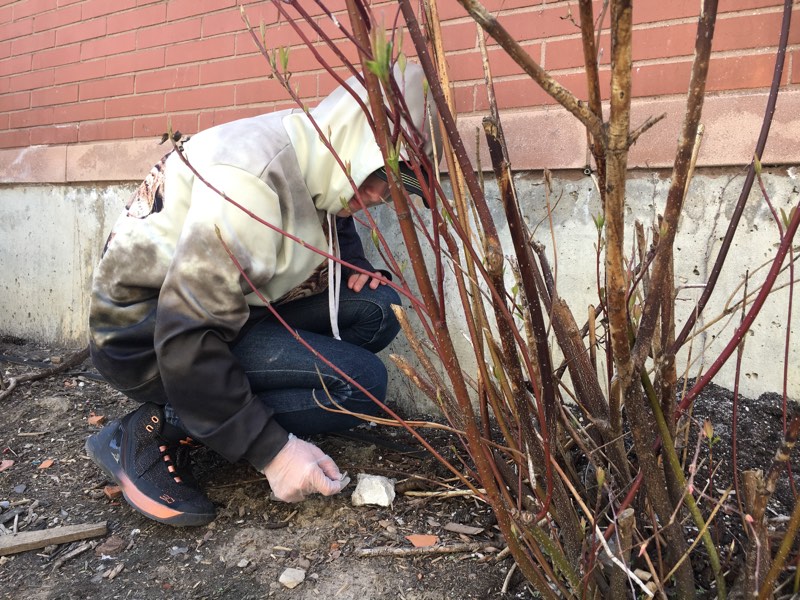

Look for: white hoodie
[89,63,437,468]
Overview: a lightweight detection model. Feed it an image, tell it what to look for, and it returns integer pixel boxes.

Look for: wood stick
[0,522,107,556]
[355,542,490,558]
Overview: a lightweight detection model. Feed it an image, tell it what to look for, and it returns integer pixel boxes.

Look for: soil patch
[1,338,798,599]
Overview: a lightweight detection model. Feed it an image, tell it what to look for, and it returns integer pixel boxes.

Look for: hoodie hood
[282,62,438,214]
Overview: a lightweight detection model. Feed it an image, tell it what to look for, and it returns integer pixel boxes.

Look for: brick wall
[0,0,798,160]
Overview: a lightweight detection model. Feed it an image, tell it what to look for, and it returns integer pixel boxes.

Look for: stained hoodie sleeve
[336,216,391,281]
[154,164,289,470]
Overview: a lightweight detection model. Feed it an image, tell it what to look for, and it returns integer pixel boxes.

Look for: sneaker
[85,402,216,527]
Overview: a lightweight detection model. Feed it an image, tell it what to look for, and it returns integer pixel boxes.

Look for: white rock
[351,474,395,507]
[279,567,306,589]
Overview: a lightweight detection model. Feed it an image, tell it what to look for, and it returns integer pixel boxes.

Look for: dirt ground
[1,337,798,599]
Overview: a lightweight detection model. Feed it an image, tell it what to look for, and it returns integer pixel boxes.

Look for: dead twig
[0,345,89,401]
[355,542,491,558]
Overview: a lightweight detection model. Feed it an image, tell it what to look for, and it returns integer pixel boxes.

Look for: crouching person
[85,62,439,526]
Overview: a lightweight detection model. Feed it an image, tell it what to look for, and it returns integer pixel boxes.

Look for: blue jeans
[230,283,400,435]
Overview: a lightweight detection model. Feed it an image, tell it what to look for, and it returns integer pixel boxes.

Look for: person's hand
[262,434,350,503]
[347,271,385,293]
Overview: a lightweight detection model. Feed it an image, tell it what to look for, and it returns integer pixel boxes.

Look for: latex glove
[262,434,350,503]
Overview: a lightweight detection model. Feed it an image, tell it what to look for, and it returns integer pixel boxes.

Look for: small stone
[13,484,26,494]
[237,558,250,568]
[351,474,395,507]
[279,567,306,589]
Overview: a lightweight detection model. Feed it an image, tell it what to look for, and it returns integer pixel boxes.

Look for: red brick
[315,10,355,43]
[9,106,54,128]
[106,93,165,118]
[107,3,166,35]
[81,31,136,60]
[435,0,537,21]
[633,0,782,25]
[235,79,294,105]
[56,18,107,45]
[137,19,201,50]
[0,91,31,112]
[11,29,55,54]
[204,5,278,37]
[33,4,81,32]
[707,53,787,92]
[632,61,693,97]
[0,130,31,150]
[198,111,215,131]
[715,9,800,52]
[31,84,78,107]
[12,0,56,20]
[440,22,479,53]
[488,5,583,45]
[722,0,790,13]
[0,113,8,129]
[80,75,135,100]
[447,44,537,82]
[0,17,33,42]
[234,19,316,54]
[30,123,78,145]
[9,69,54,92]
[58,0,84,6]
[54,59,105,84]
[286,43,360,74]
[317,67,352,97]
[0,54,32,77]
[79,119,134,142]
[200,106,265,130]
[165,85,235,111]
[165,36,236,66]
[53,100,104,123]
[199,55,267,85]
[166,0,236,21]
[453,84,476,114]
[632,23,695,62]
[792,50,799,84]
[106,47,165,76]
[82,0,136,20]
[136,65,199,93]
[32,44,80,69]
[133,113,197,138]
[544,33,611,71]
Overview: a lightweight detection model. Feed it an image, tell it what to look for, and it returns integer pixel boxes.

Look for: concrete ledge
[0,90,798,185]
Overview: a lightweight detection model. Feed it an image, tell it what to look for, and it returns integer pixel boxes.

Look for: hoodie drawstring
[327,214,342,340]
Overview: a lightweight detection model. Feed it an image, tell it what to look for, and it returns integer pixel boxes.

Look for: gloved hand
[262,434,350,503]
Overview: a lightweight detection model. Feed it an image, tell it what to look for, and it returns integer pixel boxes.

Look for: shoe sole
[85,422,215,528]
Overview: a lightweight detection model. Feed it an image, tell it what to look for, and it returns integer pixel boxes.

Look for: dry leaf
[95,535,126,556]
[88,413,107,426]
[0,459,14,473]
[38,458,55,470]
[405,534,439,548]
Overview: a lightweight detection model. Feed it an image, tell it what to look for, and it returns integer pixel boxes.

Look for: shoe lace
[158,443,184,484]
[158,437,200,487]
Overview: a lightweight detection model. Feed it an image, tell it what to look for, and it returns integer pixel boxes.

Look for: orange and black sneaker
[85,402,216,527]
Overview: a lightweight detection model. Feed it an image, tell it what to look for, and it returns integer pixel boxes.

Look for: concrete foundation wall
[1,168,798,408]
[360,168,800,409]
